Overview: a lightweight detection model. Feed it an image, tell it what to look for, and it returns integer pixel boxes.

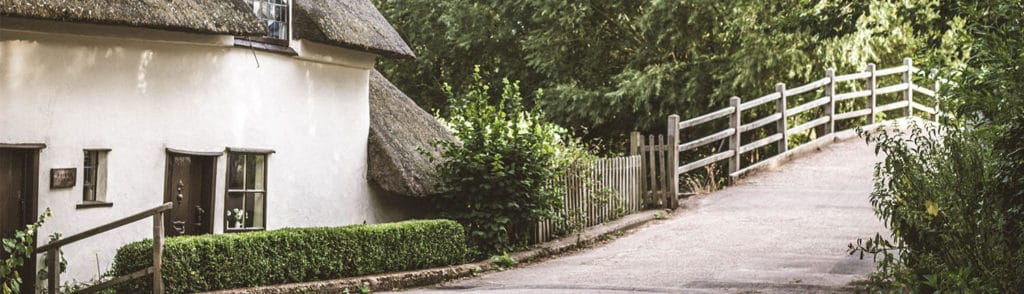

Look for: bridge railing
[662,57,944,208]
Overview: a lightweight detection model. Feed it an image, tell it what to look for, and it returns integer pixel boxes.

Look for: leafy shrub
[1,209,51,293]
[849,1,1024,291]
[432,67,569,257]
[109,220,466,293]
[490,252,517,269]
[852,121,1023,291]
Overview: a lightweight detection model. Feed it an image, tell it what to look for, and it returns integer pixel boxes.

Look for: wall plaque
[50,168,76,189]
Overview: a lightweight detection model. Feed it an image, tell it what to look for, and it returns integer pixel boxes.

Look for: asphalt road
[395,138,888,293]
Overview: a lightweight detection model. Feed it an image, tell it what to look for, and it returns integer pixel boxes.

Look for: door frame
[162,149,220,236]
[1,143,43,293]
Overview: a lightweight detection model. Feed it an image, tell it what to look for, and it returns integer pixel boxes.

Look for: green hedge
[109,219,467,293]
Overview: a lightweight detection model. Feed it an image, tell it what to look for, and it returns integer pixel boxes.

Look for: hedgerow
[109,220,466,293]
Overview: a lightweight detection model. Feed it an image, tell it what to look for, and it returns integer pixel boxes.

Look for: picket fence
[534,155,644,243]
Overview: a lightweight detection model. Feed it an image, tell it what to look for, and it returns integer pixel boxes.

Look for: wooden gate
[628,132,677,208]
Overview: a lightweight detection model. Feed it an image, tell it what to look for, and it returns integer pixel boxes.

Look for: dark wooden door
[1,148,37,293]
[163,153,215,237]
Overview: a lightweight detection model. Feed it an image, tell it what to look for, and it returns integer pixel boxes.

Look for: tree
[372,0,540,116]
[374,0,957,152]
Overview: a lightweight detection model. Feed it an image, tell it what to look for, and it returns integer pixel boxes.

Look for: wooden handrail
[784,77,831,96]
[36,202,173,253]
[875,65,909,76]
[678,128,735,152]
[739,113,782,133]
[677,106,733,129]
[739,92,781,111]
[786,96,830,117]
[37,202,172,294]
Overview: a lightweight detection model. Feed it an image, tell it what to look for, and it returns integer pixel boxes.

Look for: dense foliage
[852,0,1023,291]
[431,67,570,257]
[371,0,1022,289]
[109,220,467,293]
[859,122,1021,290]
[0,209,50,294]
[373,0,961,150]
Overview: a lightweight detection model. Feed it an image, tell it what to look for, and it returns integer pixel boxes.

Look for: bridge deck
[402,137,888,293]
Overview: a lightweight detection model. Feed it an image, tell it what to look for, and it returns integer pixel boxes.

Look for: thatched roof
[2,0,415,59]
[292,0,414,59]
[368,70,455,197]
[1,0,265,36]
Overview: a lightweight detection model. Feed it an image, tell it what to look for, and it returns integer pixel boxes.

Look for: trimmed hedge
[109,219,467,293]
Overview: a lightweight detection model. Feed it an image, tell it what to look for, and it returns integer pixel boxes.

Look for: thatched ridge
[368,70,455,197]
[1,0,265,36]
[2,0,414,59]
[292,0,414,59]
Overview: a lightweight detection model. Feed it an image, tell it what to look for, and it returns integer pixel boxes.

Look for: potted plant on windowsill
[227,208,246,229]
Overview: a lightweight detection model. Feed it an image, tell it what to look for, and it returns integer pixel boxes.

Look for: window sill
[234,37,297,56]
[76,201,114,209]
[225,227,265,233]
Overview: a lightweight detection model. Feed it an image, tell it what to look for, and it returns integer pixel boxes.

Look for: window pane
[228,154,246,190]
[225,192,246,228]
[242,0,289,40]
[273,5,287,20]
[245,192,265,228]
[268,21,287,39]
[83,186,96,202]
[258,2,277,19]
[246,154,265,190]
[83,151,97,201]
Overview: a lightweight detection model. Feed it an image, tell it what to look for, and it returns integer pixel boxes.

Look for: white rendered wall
[0,21,413,285]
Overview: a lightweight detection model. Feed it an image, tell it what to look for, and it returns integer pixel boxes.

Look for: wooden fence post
[825,68,836,135]
[931,68,941,122]
[659,135,667,205]
[658,134,667,207]
[629,131,641,156]
[775,83,788,153]
[667,115,680,209]
[868,63,877,124]
[903,57,913,118]
[153,213,165,294]
[48,249,59,294]
[630,131,645,207]
[728,97,741,183]
[646,134,656,207]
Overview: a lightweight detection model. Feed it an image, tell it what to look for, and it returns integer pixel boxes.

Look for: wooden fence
[534,155,644,243]
[662,57,944,208]
[36,202,173,294]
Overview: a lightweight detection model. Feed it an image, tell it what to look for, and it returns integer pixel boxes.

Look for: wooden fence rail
[36,202,173,294]
[657,57,946,209]
[534,155,644,243]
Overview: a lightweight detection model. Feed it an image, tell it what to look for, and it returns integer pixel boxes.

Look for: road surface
[397,138,887,293]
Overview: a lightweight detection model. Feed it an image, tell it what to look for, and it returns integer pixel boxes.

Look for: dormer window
[245,0,289,41]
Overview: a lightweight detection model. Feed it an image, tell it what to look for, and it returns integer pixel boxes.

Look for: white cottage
[0,0,451,289]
